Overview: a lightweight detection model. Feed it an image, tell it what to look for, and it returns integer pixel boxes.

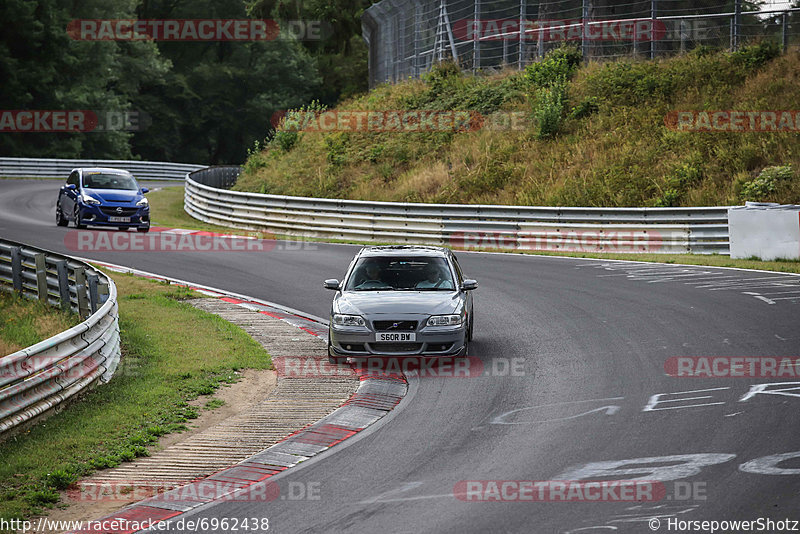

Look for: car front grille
[370,343,422,352]
[100,206,139,216]
[372,320,418,331]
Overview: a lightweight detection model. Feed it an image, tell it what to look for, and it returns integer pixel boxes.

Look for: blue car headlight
[80,193,101,205]
[136,197,149,207]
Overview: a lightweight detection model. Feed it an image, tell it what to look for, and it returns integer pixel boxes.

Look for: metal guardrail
[0,157,205,181]
[185,166,731,254]
[0,238,121,440]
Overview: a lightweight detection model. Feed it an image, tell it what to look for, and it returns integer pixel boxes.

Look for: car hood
[83,188,141,203]
[334,291,462,316]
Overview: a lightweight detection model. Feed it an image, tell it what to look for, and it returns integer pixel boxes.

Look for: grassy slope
[238,46,800,207]
[0,272,270,522]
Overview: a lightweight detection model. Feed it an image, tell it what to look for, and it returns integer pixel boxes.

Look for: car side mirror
[66,184,76,190]
[141,187,149,194]
[462,279,478,291]
[324,279,341,290]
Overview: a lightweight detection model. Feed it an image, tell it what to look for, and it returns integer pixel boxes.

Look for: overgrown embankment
[239,44,800,207]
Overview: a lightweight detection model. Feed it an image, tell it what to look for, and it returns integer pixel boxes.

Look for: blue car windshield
[82,173,138,191]
[345,257,455,291]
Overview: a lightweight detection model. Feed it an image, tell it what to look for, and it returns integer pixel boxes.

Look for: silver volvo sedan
[324,246,477,364]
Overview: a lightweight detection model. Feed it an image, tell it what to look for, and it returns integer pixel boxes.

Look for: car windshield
[345,256,455,291]
[82,173,139,191]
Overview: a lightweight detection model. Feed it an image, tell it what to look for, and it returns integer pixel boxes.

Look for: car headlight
[80,194,100,205]
[332,314,366,327]
[427,314,463,327]
[136,197,149,206]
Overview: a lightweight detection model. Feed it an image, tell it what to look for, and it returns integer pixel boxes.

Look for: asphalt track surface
[2,179,800,534]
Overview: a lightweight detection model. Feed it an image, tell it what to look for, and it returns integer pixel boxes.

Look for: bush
[525,46,582,89]
[740,165,794,201]
[271,100,327,152]
[732,42,781,70]
[534,83,567,139]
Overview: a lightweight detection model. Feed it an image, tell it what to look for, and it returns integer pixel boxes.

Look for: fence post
[650,0,658,59]
[782,12,788,52]
[473,0,480,72]
[582,0,591,61]
[680,19,687,53]
[414,2,421,76]
[732,0,741,51]
[34,253,48,302]
[518,0,525,69]
[56,260,71,312]
[10,247,22,293]
[87,273,99,314]
[75,267,89,319]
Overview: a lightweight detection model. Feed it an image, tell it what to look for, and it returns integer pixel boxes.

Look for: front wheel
[137,226,150,233]
[56,203,68,226]
[73,205,86,229]
[327,340,346,365]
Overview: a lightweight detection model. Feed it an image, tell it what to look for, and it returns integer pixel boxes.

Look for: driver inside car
[355,263,387,289]
[416,265,453,289]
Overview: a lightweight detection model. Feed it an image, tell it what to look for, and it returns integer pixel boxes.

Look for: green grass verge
[0,272,270,524]
[0,292,79,357]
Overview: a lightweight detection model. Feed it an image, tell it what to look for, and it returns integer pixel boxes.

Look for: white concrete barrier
[729,203,800,260]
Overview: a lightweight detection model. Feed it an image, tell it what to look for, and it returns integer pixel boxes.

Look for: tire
[56,202,68,226]
[118,227,128,231]
[137,226,150,233]
[73,205,86,229]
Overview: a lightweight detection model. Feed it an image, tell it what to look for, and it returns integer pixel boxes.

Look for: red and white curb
[67,261,408,534]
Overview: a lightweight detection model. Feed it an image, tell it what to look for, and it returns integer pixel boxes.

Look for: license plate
[376,332,416,342]
[108,216,130,223]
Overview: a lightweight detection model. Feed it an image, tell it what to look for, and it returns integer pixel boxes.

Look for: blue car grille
[99,206,139,216]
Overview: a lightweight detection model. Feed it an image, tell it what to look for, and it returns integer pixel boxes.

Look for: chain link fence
[362,0,800,86]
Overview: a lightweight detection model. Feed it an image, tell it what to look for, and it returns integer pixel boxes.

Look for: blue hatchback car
[56,168,150,232]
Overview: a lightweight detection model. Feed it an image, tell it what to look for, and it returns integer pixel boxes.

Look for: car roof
[74,167,133,176]
[357,245,450,258]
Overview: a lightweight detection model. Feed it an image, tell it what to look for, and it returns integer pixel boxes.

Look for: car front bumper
[329,323,467,357]
[78,203,150,228]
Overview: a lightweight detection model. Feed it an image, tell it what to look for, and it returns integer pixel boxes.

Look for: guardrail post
[56,260,71,312]
[10,247,22,293]
[87,273,100,313]
[34,253,48,302]
[74,267,89,319]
